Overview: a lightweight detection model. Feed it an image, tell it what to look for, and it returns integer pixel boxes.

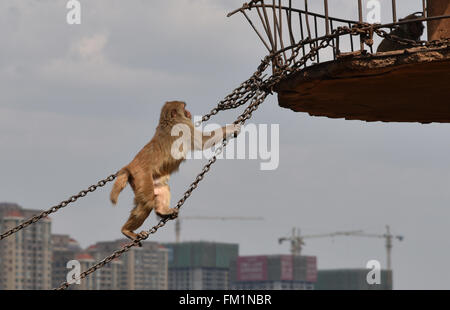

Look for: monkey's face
[163,101,192,122]
[176,102,192,120]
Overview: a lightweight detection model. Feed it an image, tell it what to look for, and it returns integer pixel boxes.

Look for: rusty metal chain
[54,24,411,289]
[196,59,271,126]
[56,90,269,290]
[0,174,117,241]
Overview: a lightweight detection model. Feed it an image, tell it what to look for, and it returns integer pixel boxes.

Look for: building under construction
[163,241,239,290]
[229,255,317,290]
[316,269,393,290]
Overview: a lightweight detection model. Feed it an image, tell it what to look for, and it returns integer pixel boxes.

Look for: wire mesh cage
[226,0,450,123]
[228,0,449,70]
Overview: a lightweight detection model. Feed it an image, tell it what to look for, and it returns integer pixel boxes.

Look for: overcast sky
[1,0,448,290]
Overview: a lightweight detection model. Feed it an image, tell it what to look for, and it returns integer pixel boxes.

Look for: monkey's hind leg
[121,202,153,246]
[121,175,156,245]
[154,184,178,219]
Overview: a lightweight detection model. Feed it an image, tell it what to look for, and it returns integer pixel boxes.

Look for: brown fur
[110,101,240,241]
[377,13,425,53]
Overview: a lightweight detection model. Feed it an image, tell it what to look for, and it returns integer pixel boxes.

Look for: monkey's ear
[171,109,178,118]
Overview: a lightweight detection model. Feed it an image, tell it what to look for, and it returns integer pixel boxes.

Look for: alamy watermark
[171,117,280,171]
[66,0,81,25]
[366,260,381,285]
[65,0,382,26]
[366,0,382,24]
[66,260,81,285]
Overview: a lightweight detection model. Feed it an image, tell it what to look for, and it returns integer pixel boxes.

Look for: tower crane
[175,216,264,243]
[351,225,404,272]
[278,228,364,256]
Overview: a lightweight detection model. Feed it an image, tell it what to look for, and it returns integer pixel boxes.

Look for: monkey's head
[399,13,425,40]
[160,101,192,125]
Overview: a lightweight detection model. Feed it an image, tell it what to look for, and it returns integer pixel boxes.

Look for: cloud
[39,32,201,90]
[1,0,449,290]
[72,33,108,60]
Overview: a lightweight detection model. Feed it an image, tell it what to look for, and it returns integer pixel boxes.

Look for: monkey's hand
[137,231,150,240]
[228,123,241,138]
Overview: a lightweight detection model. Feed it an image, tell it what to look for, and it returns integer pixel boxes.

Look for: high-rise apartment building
[71,252,123,290]
[51,237,129,290]
[0,203,52,290]
[1,203,169,290]
[87,239,168,290]
[163,242,239,290]
[51,234,82,288]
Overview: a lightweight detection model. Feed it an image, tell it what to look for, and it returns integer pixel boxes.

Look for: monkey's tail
[110,168,130,205]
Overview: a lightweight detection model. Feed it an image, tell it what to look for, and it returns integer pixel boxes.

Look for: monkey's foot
[156,208,179,220]
[122,230,143,247]
[138,231,150,239]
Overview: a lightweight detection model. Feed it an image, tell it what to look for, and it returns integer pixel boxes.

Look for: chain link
[0,174,117,241]
[195,58,271,127]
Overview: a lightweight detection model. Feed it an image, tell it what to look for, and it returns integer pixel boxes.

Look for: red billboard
[305,256,318,282]
[280,255,294,281]
[236,256,268,282]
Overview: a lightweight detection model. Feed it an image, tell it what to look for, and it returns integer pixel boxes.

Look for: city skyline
[1,202,392,290]
[0,202,397,281]
[1,0,448,290]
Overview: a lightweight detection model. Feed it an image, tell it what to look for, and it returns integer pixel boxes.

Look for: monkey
[377,13,425,53]
[153,175,171,217]
[110,101,241,242]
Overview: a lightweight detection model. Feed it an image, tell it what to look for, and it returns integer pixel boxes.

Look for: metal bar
[242,10,272,52]
[278,0,283,44]
[299,12,306,65]
[260,1,276,51]
[422,0,427,18]
[273,0,277,51]
[392,0,397,22]
[379,15,450,29]
[348,22,354,52]
[358,0,364,51]
[286,0,295,45]
[330,19,336,58]
[299,12,305,41]
[314,15,320,63]
[335,34,339,59]
[304,0,312,39]
[278,0,287,62]
[272,0,287,63]
[324,0,330,35]
[358,0,363,22]
[256,5,275,51]
[229,4,360,25]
